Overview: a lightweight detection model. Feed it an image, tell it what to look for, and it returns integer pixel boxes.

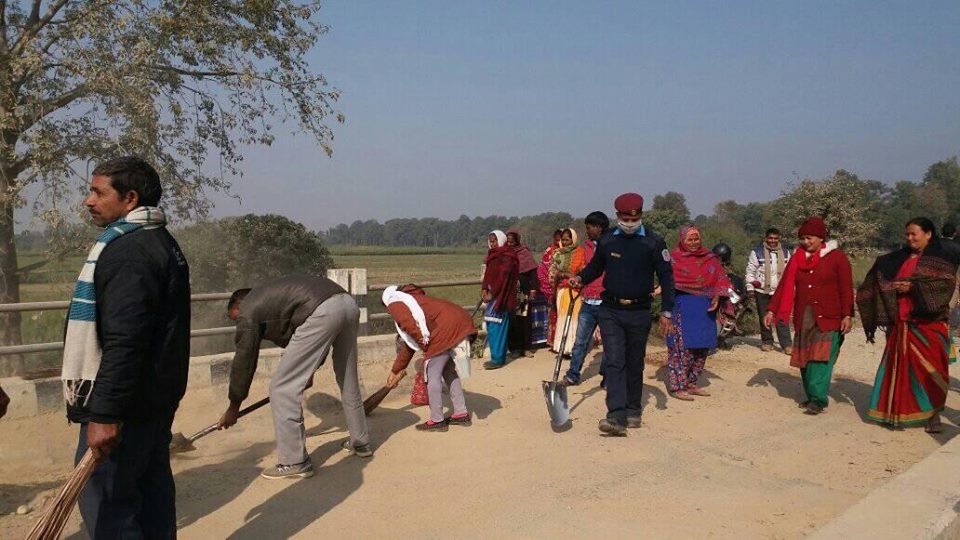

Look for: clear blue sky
[214,1,960,230]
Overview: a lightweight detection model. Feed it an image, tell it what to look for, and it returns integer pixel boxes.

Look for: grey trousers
[271,293,369,465]
[425,352,468,423]
[755,292,793,348]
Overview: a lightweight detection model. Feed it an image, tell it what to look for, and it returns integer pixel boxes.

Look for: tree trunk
[0,175,24,376]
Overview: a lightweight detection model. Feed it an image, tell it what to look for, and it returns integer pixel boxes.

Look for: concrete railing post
[327,268,369,336]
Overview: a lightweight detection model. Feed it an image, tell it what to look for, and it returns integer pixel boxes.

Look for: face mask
[618,220,642,235]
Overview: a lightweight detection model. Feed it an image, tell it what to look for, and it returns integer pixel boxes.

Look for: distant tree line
[322,212,577,250]
[696,157,960,252]
[17,156,960,291]
[319,155,960,272]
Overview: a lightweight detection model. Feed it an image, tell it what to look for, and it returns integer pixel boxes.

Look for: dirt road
[2,332,957,539]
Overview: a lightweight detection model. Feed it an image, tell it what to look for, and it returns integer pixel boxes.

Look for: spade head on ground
[169,433,197,454]
[541,380,570,427]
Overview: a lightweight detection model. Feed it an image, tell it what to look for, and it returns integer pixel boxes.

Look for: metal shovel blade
[542,381,570,426]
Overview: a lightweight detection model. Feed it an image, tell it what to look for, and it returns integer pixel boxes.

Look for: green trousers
[799,333,843,407]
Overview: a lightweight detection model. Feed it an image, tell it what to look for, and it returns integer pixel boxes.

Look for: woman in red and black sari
[857,217,958,432]
[481,230,519,370]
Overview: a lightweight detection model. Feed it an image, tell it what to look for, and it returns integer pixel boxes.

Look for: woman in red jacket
[384,284,478,432]
[764,217,854,415]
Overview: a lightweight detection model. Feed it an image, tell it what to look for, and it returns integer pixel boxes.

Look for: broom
[170,397,271,454]
[363,369,407,415]
[25,448,96,540]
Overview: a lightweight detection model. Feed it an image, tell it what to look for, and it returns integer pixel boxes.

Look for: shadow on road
[174,387,421,533]
[462,390,502,420]
[746,367,887,426]
[174,440,276,530]
[746,367,805,405]
[648,363,722,393]
[226,407,419,539]
[0,480,62,515]
[830,377,873,421]
[566,354,669,415]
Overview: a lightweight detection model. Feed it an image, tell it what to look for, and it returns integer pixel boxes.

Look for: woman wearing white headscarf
[383,284,478,431]
[481,230,519,369]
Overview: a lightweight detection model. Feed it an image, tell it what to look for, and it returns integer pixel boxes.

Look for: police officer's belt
[605,295,648,305]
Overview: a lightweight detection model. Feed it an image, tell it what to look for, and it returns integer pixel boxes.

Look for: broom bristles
[363,370,407,415]
[25,448,96,540]
[363,386,392,415]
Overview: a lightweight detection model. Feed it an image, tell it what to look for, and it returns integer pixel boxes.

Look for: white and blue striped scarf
[62,206,167,406]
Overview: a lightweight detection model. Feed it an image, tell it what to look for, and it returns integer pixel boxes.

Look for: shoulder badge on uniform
[662,249,671,262]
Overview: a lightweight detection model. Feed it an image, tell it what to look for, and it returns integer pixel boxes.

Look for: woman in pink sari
[537,229,563,346]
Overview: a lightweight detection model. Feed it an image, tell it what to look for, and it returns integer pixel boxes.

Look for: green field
[334,250,489,335]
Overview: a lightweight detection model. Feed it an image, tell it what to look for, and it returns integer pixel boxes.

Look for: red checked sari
[867,255,956,426]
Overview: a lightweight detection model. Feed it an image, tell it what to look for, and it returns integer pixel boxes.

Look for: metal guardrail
[367,279,483,292]
[0,278,481,357]
[0,292,234,314]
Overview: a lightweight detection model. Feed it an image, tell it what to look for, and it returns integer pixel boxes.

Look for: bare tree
[0,0,342,372]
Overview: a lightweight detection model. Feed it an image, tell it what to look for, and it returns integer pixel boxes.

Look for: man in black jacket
[66,157,190,539]
[217,275,371,479]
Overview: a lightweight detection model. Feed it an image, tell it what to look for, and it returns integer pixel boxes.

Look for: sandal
[688,385,711,397]
[670,390,695,401]
[925,414,943,433]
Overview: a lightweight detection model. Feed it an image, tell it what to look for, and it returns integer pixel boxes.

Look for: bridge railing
[0,269,482,359]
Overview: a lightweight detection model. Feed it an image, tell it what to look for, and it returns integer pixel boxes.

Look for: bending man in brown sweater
[384,285,478,432]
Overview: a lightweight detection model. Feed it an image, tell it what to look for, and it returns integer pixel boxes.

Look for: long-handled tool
[170,396,270,454]
[470,294,488,359]
[542,288,579,428]
[363,369,408,415]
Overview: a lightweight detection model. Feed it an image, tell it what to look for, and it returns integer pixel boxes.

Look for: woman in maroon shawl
[667,225,732,400]
[506,228,540,357]
[482,230,519,369]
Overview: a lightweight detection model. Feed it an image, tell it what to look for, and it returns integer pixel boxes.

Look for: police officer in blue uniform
[569,193,675,436]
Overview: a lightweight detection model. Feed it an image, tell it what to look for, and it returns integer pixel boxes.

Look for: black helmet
[712,243,732,264]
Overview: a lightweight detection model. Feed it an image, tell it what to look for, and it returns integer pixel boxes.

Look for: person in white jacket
[745,228,793,353]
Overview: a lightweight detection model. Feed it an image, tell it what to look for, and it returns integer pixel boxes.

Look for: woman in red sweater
[764,217,854,415]
[384,285,478,431]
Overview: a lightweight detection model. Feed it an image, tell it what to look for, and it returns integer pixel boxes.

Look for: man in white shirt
[745,228,793,354]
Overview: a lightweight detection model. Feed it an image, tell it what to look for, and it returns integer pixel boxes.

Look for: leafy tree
[643,208,686,238]
[771,170,883,249]
[922,157,960,219]
[0,1,342,368]
[322,212,575,250]
[874,179,951,248]
[177,214,333,293]
[713,200,779,238]
[652,191,691,222]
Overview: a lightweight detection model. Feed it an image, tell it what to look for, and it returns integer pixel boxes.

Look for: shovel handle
[187,396,271,443]
[470,293,485,318]
[552,288,581,383]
